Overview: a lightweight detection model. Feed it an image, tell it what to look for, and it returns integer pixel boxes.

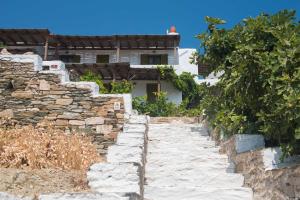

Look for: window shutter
[161,54,168,64]
[141,54,148,65]
[97,55,109,63]
[59,55,81,63]
[74,55,81,63]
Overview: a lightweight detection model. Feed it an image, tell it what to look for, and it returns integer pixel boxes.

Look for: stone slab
[87,163,142,196]
[107,145,144,166]
[234,134,265,153]
[85,117,105,125]
[0,192,32,200]
[128,115,147,124]
[123,124,146,133]
[116,133,145,147]
[39,193,129,200]
[262,147,300,170]
[0,109,13,118]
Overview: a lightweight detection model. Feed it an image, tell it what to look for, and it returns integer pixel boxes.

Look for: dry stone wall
[204,121,300,200]
[0,115,149,200]
[0,60,125,154]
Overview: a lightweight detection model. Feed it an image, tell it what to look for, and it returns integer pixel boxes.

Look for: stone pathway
[144,123,253,200]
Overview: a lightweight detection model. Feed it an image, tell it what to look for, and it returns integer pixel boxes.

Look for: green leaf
[205,16,226,25]
[295,128,300,139]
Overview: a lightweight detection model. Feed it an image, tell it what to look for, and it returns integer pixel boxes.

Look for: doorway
[146,83,158,102]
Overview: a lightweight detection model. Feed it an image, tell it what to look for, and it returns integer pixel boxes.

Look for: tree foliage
[197,10,300,156]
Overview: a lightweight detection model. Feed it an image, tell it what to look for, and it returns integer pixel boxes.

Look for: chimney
[167,26,179,35]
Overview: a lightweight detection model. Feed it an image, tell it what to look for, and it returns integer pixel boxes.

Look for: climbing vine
[157,65,203,109]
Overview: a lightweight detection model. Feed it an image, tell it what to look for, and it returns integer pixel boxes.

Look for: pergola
[0,29,50,46]
[0,29,180,61]
[65,63,161,81]
[49,35,180,50]
[49,34,180,62]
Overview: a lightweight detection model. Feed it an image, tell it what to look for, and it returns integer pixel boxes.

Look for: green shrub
[197,10,300,156]
[80,71,133,94]
[133,66,205,117]
[0,42,6,48]
[133,92,177,117]
[110,80,133,94]
[80,71,108,93]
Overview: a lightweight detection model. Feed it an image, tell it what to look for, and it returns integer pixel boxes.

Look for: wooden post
[54,44,59,60]
[116,41,120,62]
[112,70,116,82]
[44,37,49,61]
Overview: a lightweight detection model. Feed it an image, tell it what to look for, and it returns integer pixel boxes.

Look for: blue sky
[1,0,299,48]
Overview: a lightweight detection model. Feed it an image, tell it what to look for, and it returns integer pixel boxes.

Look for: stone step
[147,137,215,142]
[145,161,230,169]
[144,186,253,200]
[145,173,244,188]
[107,145,145,167]
[147,145,220,151]
[146,152,228,161]
[144,123,252,200]
[116,134,146,148]
[39,193,131,200]
[87,163,142,196]
[123,124,147,133]
[128,115,148,124]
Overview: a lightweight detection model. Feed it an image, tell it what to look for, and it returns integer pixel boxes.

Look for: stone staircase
[144,123,253,200]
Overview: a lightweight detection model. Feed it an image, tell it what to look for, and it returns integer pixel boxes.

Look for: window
[198,63,210,76]
[146,83,158,102]
[141,54,168,65]
[59,55,81,63]
[96,55,110,63]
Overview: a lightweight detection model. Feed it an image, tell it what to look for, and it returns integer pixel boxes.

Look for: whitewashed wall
[132,80,182,105]
[174,48,198,75]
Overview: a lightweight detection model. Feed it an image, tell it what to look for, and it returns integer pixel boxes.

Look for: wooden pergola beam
[25,30,39,44]
[47,34,179,50]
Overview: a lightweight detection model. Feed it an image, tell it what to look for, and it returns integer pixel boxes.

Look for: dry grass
[0,126,102,171]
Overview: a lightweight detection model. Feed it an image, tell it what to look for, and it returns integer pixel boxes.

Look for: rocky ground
[0,168,89,199]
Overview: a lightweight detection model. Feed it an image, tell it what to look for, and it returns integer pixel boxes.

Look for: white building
[0,28,199,104]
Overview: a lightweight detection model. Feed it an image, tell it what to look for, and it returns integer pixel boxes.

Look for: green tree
[197,10,300,156]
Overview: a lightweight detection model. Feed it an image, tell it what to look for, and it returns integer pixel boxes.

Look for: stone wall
[0,115,149,200]
[0,60,125,154]
[204,123,300,200]
[233,149,300,200]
